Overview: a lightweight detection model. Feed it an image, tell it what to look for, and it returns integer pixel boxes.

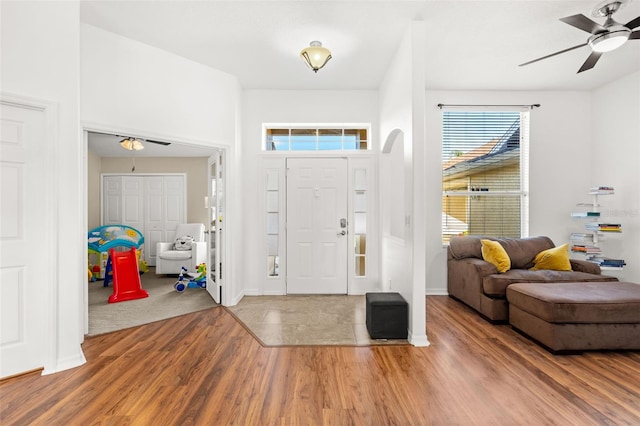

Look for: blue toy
[174,265,207,292]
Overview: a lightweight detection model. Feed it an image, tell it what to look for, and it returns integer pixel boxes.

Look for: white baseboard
[408,330,430,347]
[42,352,87,376]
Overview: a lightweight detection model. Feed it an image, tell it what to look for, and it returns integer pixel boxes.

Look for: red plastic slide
[108,248,149,303]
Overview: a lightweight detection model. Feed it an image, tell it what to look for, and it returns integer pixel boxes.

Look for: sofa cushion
[506,282,640,323]
[530,243,572,271]
[449,235,555,269]
[481,239,511,273]
[483,270,619,298]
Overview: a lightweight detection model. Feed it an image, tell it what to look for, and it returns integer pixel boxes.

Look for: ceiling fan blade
[626,16,640,30]
[560,14,606,34]
[519,43,587,67]
[577,51,603,73]
[629,30,640,40]
[145,139,171,146]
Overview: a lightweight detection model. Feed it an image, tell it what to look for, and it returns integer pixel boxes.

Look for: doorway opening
[85,129,225,335]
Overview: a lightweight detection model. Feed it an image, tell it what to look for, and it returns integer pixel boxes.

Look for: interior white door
[144,176,164,266]
[0,101,48,378]
[121,176,144,231]
[286,158,348,294]
[207,152,222,303]
[144,175,185,266]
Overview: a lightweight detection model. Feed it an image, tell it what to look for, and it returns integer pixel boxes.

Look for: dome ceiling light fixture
[300,40,332,73]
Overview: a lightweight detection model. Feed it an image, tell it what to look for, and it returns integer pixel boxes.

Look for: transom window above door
[263,125,369,151]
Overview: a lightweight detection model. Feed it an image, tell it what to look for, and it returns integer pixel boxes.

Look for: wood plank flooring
[1,296,639,425]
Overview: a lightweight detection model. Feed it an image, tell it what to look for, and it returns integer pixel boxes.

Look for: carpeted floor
[88,267,218,336]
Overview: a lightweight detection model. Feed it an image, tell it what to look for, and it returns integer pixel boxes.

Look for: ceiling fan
[117,136,171,149]
[519,0,640,73]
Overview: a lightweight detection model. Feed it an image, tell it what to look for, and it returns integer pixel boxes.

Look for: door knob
[337,230,346,236]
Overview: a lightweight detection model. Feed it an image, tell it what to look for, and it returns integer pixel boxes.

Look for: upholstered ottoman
[506,282,640,353]
[366,292,408,339]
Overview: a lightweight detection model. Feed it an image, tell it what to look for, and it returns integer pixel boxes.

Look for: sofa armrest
[448,257,498,312]
[156,242,174,254]
[570,259,601,275]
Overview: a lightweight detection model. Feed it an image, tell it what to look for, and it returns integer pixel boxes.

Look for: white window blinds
[442,110,529,243]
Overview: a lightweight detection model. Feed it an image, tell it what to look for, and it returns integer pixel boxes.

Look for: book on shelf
[570,211,601,218]
[570,232,595,242]
[584,223,621,232]
[570,244,601,254]
[589,186,614,195]
[587,256,626,267]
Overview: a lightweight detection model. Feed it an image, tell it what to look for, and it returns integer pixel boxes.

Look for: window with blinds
[442,110,529,244]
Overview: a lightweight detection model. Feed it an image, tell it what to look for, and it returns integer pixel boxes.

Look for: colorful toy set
[88,225,145,283]
[174,263,207,292]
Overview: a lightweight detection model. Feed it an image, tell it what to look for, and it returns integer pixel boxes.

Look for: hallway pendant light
[300,41,332,73]
[119,137,145,151]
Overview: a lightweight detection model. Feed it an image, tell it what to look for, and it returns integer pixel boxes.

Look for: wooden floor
[1,296,639,425]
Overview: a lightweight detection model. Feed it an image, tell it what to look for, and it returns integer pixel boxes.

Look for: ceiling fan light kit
[300,41,332,73]
[119,137,144,151]
[588,26,631,52]
[519,0,639,73]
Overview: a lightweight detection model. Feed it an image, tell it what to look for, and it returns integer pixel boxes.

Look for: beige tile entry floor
[226,295,409,346]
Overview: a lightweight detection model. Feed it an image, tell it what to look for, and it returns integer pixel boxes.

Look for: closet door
[164,175,185,243]
[144,175,186,266]
[102,176,144,228]
[121,176,144,232]
[103,176,123,224]
[144,176,165,267]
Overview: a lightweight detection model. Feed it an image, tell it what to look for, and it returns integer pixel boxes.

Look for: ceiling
[83,0,640,157]
[81,0,640,91]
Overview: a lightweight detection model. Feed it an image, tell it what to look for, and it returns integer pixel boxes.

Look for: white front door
[0,100,48,378]
[286,158,348,294]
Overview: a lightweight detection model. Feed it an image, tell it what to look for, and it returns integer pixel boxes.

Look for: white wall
[425,90,594,294]
[241,90,379,296]
[591,71,640,283]
[1,1,86,373]
[81,24,239,145]
[80,24,244,305]
[379,22,428,346]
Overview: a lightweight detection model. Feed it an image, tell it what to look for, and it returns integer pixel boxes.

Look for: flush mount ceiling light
[300,41,332,73]
[119,137,144,151]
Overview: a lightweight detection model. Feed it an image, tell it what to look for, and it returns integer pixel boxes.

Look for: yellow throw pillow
[530,243,572,271]
[481,239,511,273]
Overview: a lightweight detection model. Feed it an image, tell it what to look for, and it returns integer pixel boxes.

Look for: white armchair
[155,223,207,275]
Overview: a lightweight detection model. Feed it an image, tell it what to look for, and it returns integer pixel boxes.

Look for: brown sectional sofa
[447,235,619,322]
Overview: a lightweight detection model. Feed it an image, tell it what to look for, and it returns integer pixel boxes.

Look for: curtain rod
[437,103,541,109]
